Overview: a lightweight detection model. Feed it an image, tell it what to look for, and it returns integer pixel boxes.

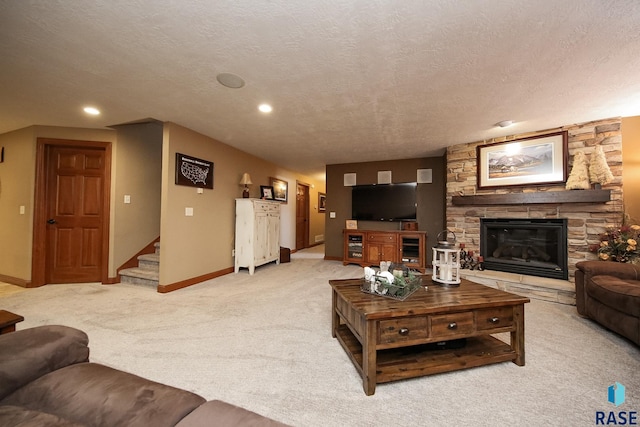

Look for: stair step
[137,253,159,271]
[119,267,158,288]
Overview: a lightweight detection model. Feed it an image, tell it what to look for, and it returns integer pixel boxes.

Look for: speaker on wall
[417,169,432,184]
[344,173,356,186]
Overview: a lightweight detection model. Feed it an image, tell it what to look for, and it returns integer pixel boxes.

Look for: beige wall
[110,122,163,271]
[160,122,324,287]
[325,157,446,264]
[0,127,37,283]
[622,116,640,223]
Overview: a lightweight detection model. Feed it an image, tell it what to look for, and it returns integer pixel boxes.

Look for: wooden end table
[0,310,24,334]
[329,278,530,395]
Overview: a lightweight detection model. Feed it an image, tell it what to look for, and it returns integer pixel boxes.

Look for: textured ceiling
[2,1,640,179]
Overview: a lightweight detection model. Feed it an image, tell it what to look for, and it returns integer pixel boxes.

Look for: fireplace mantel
[451,189,611,206]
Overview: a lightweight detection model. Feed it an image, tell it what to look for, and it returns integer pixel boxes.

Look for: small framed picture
[346,219,358,229]
[260,185,274,200]
[318,193,326,212]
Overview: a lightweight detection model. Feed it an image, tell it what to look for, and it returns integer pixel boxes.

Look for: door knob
[47,219,56,224]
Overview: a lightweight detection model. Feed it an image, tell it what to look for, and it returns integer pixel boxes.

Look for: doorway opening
[295,182,310,250]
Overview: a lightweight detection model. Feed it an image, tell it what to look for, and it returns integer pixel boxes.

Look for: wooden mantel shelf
[451,189,611,206]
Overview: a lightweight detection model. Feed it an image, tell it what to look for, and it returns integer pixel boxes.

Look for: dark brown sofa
[0,325,288,426]
[575,261,640,346]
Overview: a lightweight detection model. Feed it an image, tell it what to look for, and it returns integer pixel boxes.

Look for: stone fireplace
[480,218,568,280]
[445,118,624,303]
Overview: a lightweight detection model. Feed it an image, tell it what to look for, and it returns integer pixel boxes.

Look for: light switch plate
[185,207,194,216]
[124,195,131,204]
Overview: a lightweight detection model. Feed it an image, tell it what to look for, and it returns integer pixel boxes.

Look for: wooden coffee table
[329,278,530,395]
[0,310,24,335]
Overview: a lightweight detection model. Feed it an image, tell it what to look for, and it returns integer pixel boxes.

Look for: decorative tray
[360,268,423,301]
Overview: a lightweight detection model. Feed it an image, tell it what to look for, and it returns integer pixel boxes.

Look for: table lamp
[240,173,252,198]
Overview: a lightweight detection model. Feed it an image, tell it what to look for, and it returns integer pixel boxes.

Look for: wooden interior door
[296,183,310,250]
[45,145,106,283]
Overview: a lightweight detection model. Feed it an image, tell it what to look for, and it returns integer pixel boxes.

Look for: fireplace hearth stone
[459,269,575,305]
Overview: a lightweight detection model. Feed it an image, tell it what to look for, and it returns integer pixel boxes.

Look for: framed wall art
[260,185,274,200]
[175,153,214,189]
[476,131,568,189]
[270,177,288,203]
[318,193,326,212]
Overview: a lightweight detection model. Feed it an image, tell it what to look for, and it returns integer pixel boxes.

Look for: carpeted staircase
[118,242,160,288]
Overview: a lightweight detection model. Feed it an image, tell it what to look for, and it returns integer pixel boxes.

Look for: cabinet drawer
[476,306,514,331]
[367,233,397,243]
[379,316,428,344]
[430,312,474,338]
[253,201,279,212]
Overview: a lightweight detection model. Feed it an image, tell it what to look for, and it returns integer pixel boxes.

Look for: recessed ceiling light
[216,73,245,89]
[83,106,101,115]
[496,120,514,128]
[258,104,273,113]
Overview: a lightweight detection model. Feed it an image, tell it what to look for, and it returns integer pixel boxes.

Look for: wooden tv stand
[343,229,427,272]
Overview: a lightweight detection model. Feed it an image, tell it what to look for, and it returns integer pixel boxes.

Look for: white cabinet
[234,199,281,275]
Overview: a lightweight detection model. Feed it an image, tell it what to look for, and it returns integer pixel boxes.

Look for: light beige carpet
[0,282,26,298]
[291,244,325,259]
[2,259,639,426]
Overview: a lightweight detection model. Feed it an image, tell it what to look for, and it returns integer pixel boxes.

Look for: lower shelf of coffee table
[336,324,516,384]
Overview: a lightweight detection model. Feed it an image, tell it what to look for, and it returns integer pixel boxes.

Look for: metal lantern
[432,230,461,286]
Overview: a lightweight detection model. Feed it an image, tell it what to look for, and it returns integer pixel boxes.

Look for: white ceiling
[2,1,640,180]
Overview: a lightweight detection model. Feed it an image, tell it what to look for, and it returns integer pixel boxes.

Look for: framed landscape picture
[476,131,568,189]
[270,177,288,203]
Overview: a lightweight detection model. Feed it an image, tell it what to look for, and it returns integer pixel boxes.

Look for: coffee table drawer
[476,307,514,331]
[430,312,474,338]
[379,316,428,344]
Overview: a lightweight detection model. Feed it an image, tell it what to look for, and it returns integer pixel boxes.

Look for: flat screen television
[351,183,417,221]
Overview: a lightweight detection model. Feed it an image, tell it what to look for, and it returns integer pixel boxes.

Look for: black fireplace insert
[480,218,568,280]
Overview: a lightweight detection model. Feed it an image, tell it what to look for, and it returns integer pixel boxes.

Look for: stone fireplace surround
[446,118,624,305]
